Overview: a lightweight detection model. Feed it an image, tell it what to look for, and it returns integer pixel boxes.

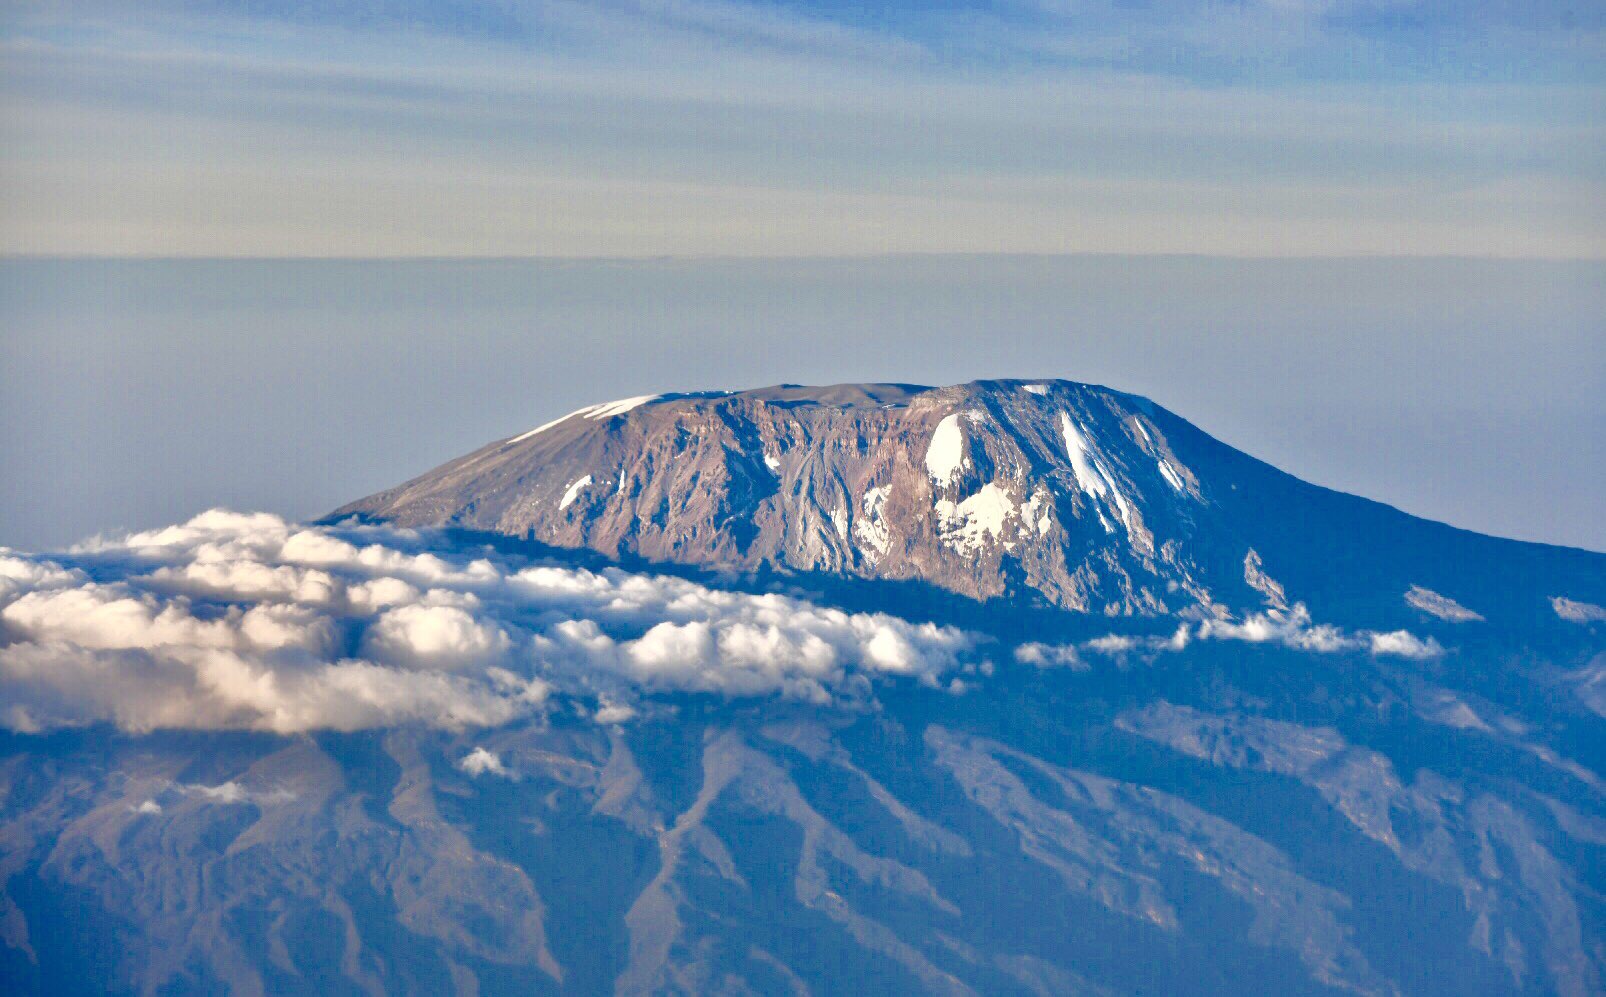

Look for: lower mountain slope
[4,635,1601,995]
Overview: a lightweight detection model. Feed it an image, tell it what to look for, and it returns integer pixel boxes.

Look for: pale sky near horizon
[3,256,1602,553]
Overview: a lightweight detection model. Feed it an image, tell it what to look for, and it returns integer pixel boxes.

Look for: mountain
[2,380,1603,996]
[336,380,1601,630]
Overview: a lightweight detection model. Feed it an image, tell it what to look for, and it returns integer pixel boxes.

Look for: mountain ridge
[335,378,1604,633]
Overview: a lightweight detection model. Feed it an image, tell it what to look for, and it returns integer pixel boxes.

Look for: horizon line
[5,251,1604,265]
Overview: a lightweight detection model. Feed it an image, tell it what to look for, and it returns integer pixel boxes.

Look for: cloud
[364,603,512,670]
[1572,657,1606,718]
[1195,604,1441,659]
[1063,609,1440,666]
[180,781,297,806]
[0,511,974,734]
[189,781,251,805]
[0,511,1455,735]
[0,551,83,599]
[1197,604,1341,651]
[1084,634,1141,656]
[459,747,510,778]
[1005,601,1443,678]
[1366,630,1445,660]
[593,698,638,725]
[1013,642,1087,670]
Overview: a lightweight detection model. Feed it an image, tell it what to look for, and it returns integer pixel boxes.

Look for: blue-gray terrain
[1,381,1602,995]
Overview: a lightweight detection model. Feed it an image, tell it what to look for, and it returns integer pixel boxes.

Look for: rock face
[337,382,1219,613]
[336,379,1599,627]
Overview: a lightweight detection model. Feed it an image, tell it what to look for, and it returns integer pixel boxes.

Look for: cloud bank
[0,511,973,734]
[0,510,1455,734]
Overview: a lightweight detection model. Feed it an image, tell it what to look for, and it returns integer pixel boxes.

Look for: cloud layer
[0,510,1458,734]
[1016,603,1444,668]
[3,0,1600,257]
[0,511,972,733]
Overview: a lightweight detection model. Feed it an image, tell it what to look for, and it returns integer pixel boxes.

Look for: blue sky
[2,0,1602,256]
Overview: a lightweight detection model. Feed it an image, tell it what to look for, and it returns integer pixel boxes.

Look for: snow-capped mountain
[3,380,1602,996]
[337,380,1601,631]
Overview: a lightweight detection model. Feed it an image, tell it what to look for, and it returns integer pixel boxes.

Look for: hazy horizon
[4,254,1601,554]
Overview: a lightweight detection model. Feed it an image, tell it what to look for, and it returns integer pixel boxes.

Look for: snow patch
[764,454,781,472]
[1022,384,1049,395]
[1243,550,1288,610]
[510,406,592,444]
[1157,459,1184,492]
[509,394,659,444]
[1405,586,1483,623]
[1093,457,1133,532]
[585,395,659,420]
[1060,413,1136,538]
[925,414,968,487]
[935,483,1017,556]
[854,486,892,561]
[1059,413,1107,500]
[559,475,594,510]
[1553,596,1606,623]
[1018,490,1052,537]
[1131,418,1186,494]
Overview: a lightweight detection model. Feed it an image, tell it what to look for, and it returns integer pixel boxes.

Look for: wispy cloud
[2,1,1602,255]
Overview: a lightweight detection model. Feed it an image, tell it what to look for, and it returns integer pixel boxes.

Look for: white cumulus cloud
[0,511,1456,735]
[1196,604,1442,659]
[1013,642,1088,670]
[0,511,974,734]
[459,747,511,778]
